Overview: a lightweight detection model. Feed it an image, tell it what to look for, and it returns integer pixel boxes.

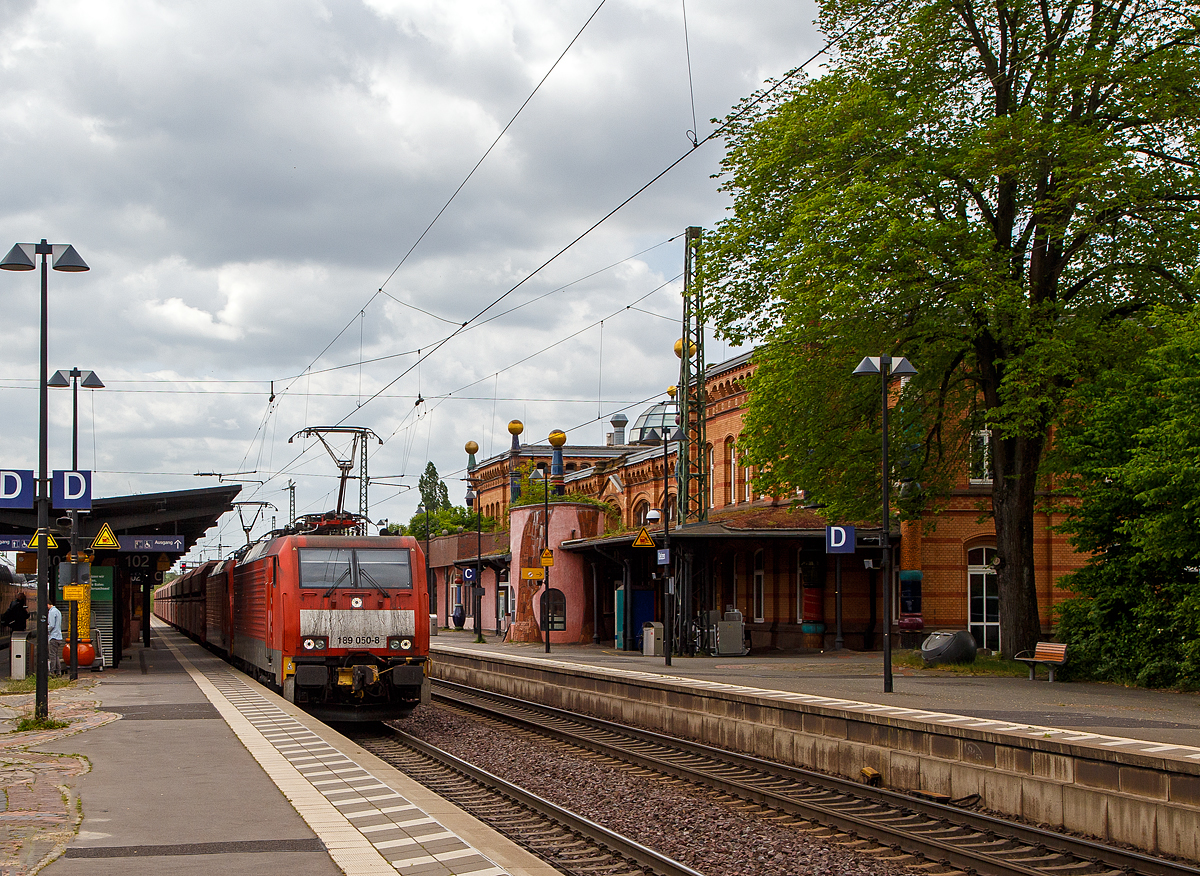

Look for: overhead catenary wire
[681,0,700,147]
[191,3,896,555]
[261,0,612,415]
[315,1,893,433]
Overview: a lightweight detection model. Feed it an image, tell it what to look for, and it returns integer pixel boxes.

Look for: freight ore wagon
[155,533,430,721]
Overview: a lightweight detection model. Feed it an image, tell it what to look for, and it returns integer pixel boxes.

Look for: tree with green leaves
[1052,308,1200,687]
[406,504,498,541]
[706,0,1200,656]
[418,461,450,512]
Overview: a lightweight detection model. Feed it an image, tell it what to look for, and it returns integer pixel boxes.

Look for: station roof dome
[629,400,679,444]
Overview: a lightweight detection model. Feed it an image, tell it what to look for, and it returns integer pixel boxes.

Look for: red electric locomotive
[156,527,430,722]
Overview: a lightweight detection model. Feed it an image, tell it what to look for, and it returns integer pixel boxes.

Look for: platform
[431,630,1200,747]
[1,624,556,876]
[428,631,1200,860]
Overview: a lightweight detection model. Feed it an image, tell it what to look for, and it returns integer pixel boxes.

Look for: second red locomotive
[155,528,430,721]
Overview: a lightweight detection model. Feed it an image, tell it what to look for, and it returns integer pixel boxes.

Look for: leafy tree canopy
[418,461,450,512]
[508,463,622,528]
[1051,307,1200,687]
[407,504,498,542]
[706,0,1200,654]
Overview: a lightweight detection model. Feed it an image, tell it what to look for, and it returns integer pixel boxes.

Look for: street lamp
[0,240,90,720]
[48,368,104,680]
[852,354,917,694]
[464,486,483,643]
[530,463,553,654]
[645,421,685,667]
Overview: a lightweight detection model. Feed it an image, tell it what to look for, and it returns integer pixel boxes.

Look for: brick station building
[427,350,1084,656]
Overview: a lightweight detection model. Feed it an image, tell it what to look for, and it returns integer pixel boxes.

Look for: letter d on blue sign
[52,470,92,510]
[826,525,855,554]
[0,470,35,509]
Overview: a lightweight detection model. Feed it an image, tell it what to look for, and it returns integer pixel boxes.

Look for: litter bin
[642,621,664,656]
[11,632,29,680]
[429,614,439,636]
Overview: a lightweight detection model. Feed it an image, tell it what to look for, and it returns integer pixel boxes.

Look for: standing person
[2,592,29,632]
[47,596,63,676]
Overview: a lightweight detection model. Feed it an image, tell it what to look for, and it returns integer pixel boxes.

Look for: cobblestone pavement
[0,681,117,876]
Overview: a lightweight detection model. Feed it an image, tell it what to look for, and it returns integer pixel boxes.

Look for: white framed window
[707,444,715,509]
[725,438,737,506]
[967,546,999,651]
[752,549,765,623]
[796,549,803,623]
[970,430,993,484]
[744,461,752,502]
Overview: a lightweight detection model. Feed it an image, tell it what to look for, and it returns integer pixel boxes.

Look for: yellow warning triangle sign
[25,530,58,550]
[632,527,655,548]
[90,523,120,550]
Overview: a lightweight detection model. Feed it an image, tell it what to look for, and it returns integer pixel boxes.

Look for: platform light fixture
[48,367,104,680]
[1,240,90,720]
[852,354,916,694]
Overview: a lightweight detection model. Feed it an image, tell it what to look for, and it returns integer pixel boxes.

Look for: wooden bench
[1015,642,1067,682]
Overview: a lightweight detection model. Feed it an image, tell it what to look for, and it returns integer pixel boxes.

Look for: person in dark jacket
[2,592,29,631]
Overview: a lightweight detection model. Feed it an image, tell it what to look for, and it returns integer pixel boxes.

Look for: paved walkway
[0,678,118,875]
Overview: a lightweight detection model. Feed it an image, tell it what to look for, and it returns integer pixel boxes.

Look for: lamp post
[464,487,483,643]
[0,240,90,720]
[47,368,104,681]
[852,354,917,694]
[646,421,685,667]
[531,464,553,654]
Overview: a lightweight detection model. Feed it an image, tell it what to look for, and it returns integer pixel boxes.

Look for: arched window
[633,499,651,526]
[724,437,736,506]
[752,548,765,623]
[967,546,999,651]
[544,588,567,632]
[707,444,715,509]
[565,462,577,473]
[665,492,676,523]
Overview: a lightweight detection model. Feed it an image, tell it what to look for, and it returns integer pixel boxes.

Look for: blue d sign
[826,525,855,554]
[0,470,35,509]
[53,470,92,510]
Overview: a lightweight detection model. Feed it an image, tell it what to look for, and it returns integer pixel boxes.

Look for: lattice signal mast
[677,226,707,523]
[288,427,382,520]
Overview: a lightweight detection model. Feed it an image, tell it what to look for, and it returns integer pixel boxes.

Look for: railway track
[349,725,704,876]
[428,679,1200,876]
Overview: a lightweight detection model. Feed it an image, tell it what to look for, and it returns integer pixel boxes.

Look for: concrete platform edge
[161,635,558,876]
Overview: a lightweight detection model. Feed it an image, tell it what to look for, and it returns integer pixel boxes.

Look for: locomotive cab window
[298,548,412,590]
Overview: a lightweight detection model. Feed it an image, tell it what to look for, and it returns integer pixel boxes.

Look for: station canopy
[0,484,241,557]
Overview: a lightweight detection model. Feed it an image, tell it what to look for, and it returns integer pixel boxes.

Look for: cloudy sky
[0,0,822,559]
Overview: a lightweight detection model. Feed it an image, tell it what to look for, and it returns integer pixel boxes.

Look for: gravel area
[400,705,921,876]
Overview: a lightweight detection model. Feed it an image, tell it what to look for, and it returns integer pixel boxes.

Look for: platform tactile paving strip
[164,634,508,876]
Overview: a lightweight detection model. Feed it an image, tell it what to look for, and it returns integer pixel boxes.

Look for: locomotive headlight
[303,636,329,651]
[387,637,412,651]
[303,638,315,650]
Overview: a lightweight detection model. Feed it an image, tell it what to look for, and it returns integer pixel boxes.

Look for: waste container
[642,621,664,656]
[11,632,29,680]
[429,614,439,636]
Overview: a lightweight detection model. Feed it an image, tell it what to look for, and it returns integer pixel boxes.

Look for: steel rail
[432,679,1200,876]
[367,724,705,876]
